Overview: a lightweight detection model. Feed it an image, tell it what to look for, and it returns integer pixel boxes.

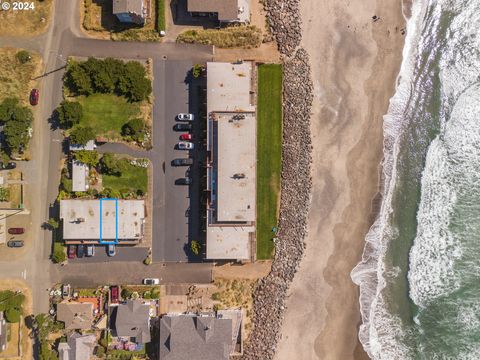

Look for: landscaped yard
[77,94,141,140]
[0,48,42,104]
[256,64,283,259]
[177,25,263,48]
[102,157,148,195]
[82,0,164,41]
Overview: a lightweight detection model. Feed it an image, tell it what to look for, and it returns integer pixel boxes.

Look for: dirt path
[274,0,407,359]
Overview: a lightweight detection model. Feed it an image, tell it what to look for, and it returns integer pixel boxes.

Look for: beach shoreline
[274,0,407,359]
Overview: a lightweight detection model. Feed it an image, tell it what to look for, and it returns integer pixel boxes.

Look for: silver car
[107,244,116,257]
[176,113,194,121]
[177,141,194,150]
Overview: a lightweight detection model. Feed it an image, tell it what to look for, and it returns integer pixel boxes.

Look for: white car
[177,141,194,150]
[177,113,194,121]
[143,278,160,285]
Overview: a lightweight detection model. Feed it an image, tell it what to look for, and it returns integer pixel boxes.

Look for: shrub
[52,242,66,263]
[56,101,83,129]
[177,26,263,48]
[16,50,31,64]
[156,0,165,31]
[0,187,9,202]
[5,307,21,322]
[121,288,132,299]
[96,345,106,358]
[73,150,99,167]
[70,126,95,146]
[190,240,201,256]
[47,218,59,230]
[192,64,203,78]
[121,118,145,142]
[150,288,160,299]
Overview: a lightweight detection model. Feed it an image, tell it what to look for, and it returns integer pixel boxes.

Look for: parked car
[62,284,71,298]
[171,158,193,167]
[8,228,24,235]
[176,113,194,121]
[110,286,119,304]
[86,244,95,257]
[0,162,16,170]
[177,141,194,150]
[107,244,116,257]
[77,244,85,258]
[173,123,192,132]
[143,278,160,285]
[67,245,76,259]
[7,240,24,248]
[29,89,39,106]
[175,177,192,186]
[179,133,192,141]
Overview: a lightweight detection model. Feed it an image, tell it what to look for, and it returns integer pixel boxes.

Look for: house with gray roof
[113,0,147,25]
[57,302,94,330]
[158,314,233,360]
[112,300,151,344]
[58,333,96,360]
[187,0,250,23]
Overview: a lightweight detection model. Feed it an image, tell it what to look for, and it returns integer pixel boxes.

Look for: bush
[56,101,83,129]
[121,288,132,299]
[156,0,165,31]
[121,118,145,142]
[96,345,106,358]
[0,187,9,202]
[100,153,127,176]
[192,64,203,78]
[52,242,66,263]
[190,240,201,256]
[47,218,59,230]
[70,126,95,146]
[16,50,31,64]
[5,307,21,323]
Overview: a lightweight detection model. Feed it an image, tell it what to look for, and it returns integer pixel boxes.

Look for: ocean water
[351,0,480,358]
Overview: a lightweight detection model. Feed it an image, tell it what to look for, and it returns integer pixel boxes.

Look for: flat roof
[207,62,254,113]
[206,225,252,260]
[72,161,88,192]
[60,199,145,240]
[70,140,96,151]
[215,112,256,222]
[188,0,239,21]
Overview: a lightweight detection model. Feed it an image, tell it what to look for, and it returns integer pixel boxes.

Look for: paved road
[0,0,214,313]
[52,262,212,287]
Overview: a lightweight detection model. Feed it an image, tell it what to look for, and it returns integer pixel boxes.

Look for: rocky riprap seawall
[241,39,314,360]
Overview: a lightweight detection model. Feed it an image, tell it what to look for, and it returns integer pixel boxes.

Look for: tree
[69,126,95,146]
[0,98,33,154]
[73,150,99,167]
[66,62,92,95]
[5,307,21,323]
[190,240,201,256]
[192,64,204,78]
[121,118,145,142]
[39,341,58,360]
[100,153,125,175]
[16,50,31,64]
[117,61,152,102]
[47,218,59,230]
[56,101,82,128]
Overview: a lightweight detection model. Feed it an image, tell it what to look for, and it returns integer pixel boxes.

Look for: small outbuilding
[113,0,147,25]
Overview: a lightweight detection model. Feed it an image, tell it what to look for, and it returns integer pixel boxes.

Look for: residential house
[72,160,89,193]
[0,312,7,352]
[187,0,250,23]
[57,302,94,330]
[58,333,96,360]
[158,314,233,359]
[205,61,256,261]
[112,300,151,344]
[113,0,147,25]
[69,140,96,152]
[59,199,146,245]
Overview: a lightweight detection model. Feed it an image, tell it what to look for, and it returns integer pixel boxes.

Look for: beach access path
[274,0,408,359]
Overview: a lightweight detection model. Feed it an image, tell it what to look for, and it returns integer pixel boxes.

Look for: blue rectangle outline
[99,198,119,244]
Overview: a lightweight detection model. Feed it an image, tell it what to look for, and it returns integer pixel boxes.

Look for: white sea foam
[351,0,480,357]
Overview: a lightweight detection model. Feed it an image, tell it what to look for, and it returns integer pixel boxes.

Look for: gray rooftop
[0,312,6,352]
[113,0,143,15]
[159,314,232,360]
[206,62,254,113]
[114,300,151,344]
[69,140,96,152]
[57,302,94,330]
[58,333,96,360]
[72,160,88,192]
[60,199,145,240]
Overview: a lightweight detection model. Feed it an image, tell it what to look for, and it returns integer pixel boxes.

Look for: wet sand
[274,0,407,359]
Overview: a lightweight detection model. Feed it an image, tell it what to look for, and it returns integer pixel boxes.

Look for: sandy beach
[274,0,407,359]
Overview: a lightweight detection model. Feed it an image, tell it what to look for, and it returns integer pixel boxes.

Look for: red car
[29,89,39,106]
[67,245,76,259]
[8,228,24,235]
[179,133,192,141]
[110,286,119,304]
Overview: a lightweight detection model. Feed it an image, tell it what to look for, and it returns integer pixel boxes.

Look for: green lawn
[77,94,140,139]
[256,64,283,259]
[102,163,148,195]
